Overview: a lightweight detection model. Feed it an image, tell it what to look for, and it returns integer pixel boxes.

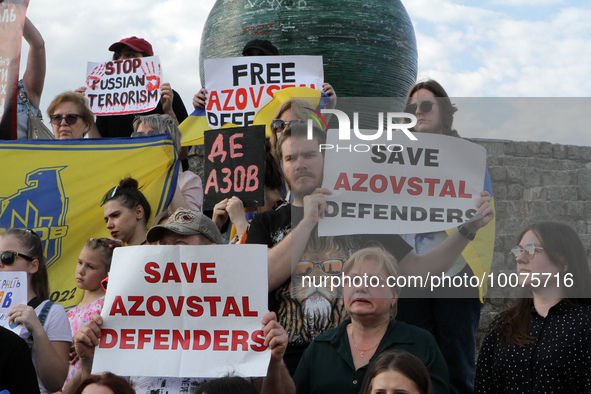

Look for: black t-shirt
[246,203,413,374]
[0,326,41,394]
[96,89,188,138]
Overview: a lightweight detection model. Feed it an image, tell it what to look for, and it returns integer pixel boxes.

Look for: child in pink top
[63,238,122,388]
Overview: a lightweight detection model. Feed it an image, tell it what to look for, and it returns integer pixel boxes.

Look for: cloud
[23,0,216,124]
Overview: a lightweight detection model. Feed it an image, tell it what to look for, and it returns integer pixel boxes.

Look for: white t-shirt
[19,300,72,394]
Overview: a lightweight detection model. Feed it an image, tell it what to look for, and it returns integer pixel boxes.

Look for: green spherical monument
[199,0,417,98]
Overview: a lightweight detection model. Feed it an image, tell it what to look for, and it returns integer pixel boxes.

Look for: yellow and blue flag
[0,135,178,309]
[179,86,330,146]
[444,169,495,298]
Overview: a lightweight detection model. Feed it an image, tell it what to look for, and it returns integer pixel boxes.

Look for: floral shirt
[63,297,104,387]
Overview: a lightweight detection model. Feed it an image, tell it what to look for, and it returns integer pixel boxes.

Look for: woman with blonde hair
[293,247,448,394]
[47,91,99,139]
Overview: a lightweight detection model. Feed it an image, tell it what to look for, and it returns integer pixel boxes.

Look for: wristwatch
[457,225,476,241]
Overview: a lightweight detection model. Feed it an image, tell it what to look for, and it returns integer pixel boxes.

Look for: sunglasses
[293,259,344,277]
[131,129,160,138]
[49,114,83,126]
[404,101,435,115]
[1,251,34,266]
[271,119,303,134]
[510,244,544,258]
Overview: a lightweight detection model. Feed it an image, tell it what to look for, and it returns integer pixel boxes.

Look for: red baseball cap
[109,36,154,56]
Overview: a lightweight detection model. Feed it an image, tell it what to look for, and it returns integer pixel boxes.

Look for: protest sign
[0,135,178,310]
[0,0,28,140]
[0,271,27,334]
[204,55,323,128]
[203,125,266,211]
[92,244,270,378]
[318,132,486,236]
[85,55,162,115]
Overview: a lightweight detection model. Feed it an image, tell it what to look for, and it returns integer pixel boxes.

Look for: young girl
[361,349,433,394]
[0,228,72,394]
[63,238,122,388]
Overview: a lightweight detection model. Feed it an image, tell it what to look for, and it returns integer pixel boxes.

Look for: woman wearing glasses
[47,91,100,139]
[101,177,152,245]
[475,222,591,392]
[292,247,449,394]
[0,229,72,393]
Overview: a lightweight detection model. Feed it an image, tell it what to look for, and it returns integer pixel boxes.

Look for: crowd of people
[1,16,590,394]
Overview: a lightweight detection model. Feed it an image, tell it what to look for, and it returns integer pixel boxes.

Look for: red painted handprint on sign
[86,64,106,90]
[142,60,161,92]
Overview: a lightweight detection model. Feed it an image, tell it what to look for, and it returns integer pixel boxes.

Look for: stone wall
[470,138,591,350]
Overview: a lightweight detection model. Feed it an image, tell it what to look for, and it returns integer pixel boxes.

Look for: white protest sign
[92,244,270,378]
[0,271,27,335]
[318,132,486,236]
[204,55,323,128]
[85,56,162,115]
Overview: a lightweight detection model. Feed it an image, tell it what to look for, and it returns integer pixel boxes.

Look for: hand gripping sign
[85,56,162,115]
[92,244,270,378]
[319,132,487,236]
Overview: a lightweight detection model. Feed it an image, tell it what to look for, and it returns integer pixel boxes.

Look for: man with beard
[246,123,494,375]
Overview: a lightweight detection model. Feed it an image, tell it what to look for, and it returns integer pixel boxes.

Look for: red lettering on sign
[250,330,266,351]
[229,133,244,158]
[352,174,368,192]
[187,296,204,317]
[110,296,128,316]
[200,263,217,283]
[213,330,229,351]
[245,165,259,192]
[221,89,235,111]
[208,133,227,163]
[128,296,145,316]
[144,262,160,283]
[154,329,169,349]
[334,173,351,190]
[99,329,118,348]
[193,330,211,350]
[231,331,249,351]
[120,329,135,349]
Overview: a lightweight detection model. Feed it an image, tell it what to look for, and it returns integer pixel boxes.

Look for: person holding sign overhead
[397,79,493,394]
[246,122,494,377]
[16,17,46,140]
[78,36,188,140]
[193,39,337,123]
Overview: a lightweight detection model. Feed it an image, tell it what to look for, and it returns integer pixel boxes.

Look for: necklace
[349,327,379,358]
